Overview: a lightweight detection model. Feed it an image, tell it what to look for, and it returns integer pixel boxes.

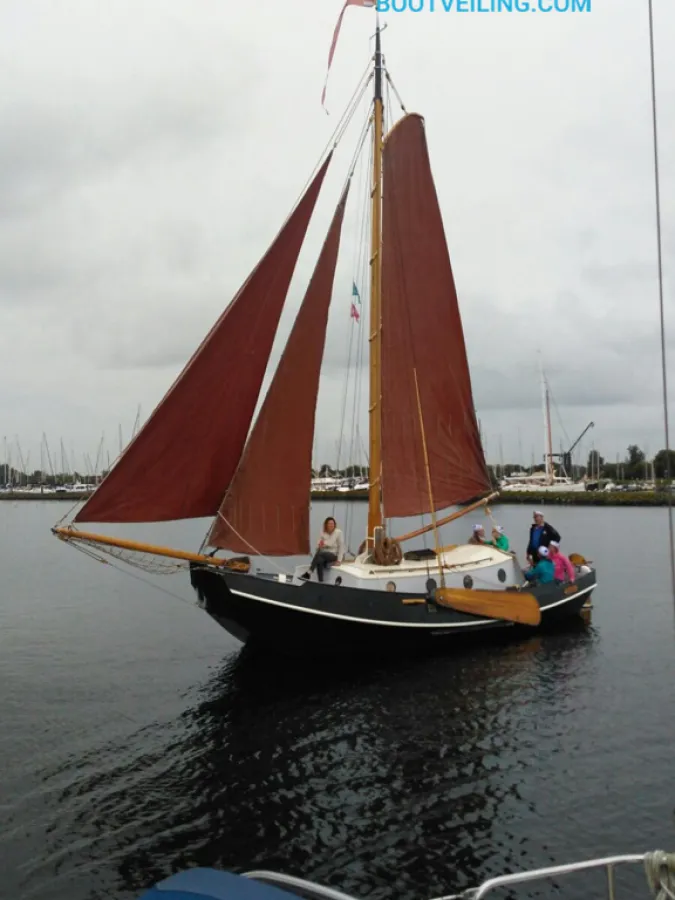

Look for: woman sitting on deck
[303,517,345,583]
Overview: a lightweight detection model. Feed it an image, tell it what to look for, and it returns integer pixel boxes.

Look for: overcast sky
[1,0,673,478]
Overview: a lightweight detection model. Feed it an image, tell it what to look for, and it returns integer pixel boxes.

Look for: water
[2,500,675,900]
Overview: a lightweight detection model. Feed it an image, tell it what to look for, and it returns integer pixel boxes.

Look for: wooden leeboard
[434,587,541,626]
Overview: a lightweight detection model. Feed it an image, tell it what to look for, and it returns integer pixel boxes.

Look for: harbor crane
[552,421,595,477]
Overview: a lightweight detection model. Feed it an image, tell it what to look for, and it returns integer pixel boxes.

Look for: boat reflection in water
[34,621,602,900]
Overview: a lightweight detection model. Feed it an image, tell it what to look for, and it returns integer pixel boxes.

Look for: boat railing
[245,851,675,900]
[429,852,675,900]
[243,871,361,900]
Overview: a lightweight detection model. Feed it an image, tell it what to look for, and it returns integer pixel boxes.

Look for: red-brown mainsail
[208,184,351,555]
[380,114,490,519]
[74,155,333,524]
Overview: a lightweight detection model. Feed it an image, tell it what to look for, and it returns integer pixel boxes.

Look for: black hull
[189,566,596,658]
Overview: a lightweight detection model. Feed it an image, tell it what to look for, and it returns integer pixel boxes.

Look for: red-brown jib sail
[208,183,350,555]
[74,155,333,524]
[380,114,489,519]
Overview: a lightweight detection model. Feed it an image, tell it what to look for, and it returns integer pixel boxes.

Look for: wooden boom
[52,526,250,571]
[393,491,500,543]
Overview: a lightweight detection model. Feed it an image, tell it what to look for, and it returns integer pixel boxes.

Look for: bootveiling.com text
[375,0,592,13]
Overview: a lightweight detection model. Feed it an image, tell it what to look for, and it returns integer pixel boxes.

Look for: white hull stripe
[226,583,596,629]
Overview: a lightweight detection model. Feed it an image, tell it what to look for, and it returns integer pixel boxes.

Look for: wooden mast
[367,18,384,547]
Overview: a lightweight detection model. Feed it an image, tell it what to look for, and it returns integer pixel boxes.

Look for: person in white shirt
[304,516,345,582]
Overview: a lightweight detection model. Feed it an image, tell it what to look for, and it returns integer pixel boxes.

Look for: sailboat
[52,16,597,655]
[500,364,589,493]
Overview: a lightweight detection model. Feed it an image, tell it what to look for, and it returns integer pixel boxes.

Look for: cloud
[1,0,674,486]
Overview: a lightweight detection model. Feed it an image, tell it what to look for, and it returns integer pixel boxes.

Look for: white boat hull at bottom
[188,543,597,657]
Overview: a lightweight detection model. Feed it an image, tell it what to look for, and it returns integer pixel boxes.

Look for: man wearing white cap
[526,510,560,566]
[523,545,555,584]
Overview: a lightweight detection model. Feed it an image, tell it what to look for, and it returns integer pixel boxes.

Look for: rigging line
[56,432,135,525]
[548,399,572,457]
[348,105,372,311]
[343,265,369,556]
[215,512,292,576]
[343,136,372,550]
[350,108,372,288]
[413,367,445,587]
[384,68,407,114]
[546,381,571,448]
[55,493,87,526]
[298,58,373,195]
[349,146,371,455]
[336,289,362,501]
[351,287,369,541]
[333,73,375,152]
[336,322,358,524]
[353,118,373,326]
[63,540,198,608]
[647,0,675,599]
[334,113,372,476]
[350,247,368,467]
[382,70,394,134]
[381,54,391,546]
[334,319,356,478]
[332,109,372,529]
[333,89,374,548]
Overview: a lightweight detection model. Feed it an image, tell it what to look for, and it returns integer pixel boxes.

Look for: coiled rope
[645,851,675,900]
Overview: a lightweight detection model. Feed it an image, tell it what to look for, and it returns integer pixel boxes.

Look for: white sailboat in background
[500,364,593,493]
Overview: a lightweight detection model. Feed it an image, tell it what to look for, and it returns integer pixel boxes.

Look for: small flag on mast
[321,0,376,113]
[352,281,361,304]
[350,302,360,322]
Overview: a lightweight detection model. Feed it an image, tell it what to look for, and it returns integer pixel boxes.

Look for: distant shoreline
[311,489,673,506]
[5,488,671,507]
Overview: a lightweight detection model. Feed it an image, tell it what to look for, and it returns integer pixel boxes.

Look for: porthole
[463,575,474,589]
[386,581,396,592]
[426,578,437,593]
[497,568,506,583]
[334,576,342,586]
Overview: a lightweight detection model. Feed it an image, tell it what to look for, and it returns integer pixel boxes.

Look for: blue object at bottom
[139,868,300,900]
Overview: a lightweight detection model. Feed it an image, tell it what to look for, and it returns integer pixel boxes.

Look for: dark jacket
[527,521,561,559]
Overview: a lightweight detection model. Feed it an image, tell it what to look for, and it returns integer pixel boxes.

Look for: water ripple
[3,505,675,900]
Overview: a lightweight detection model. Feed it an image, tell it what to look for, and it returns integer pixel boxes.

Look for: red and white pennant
[321,0,376,112]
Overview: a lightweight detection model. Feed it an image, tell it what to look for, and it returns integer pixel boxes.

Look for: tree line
[493,445,675,482]
[0,467,98,487]
[7,444,675,489]
[314,447,675,484]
